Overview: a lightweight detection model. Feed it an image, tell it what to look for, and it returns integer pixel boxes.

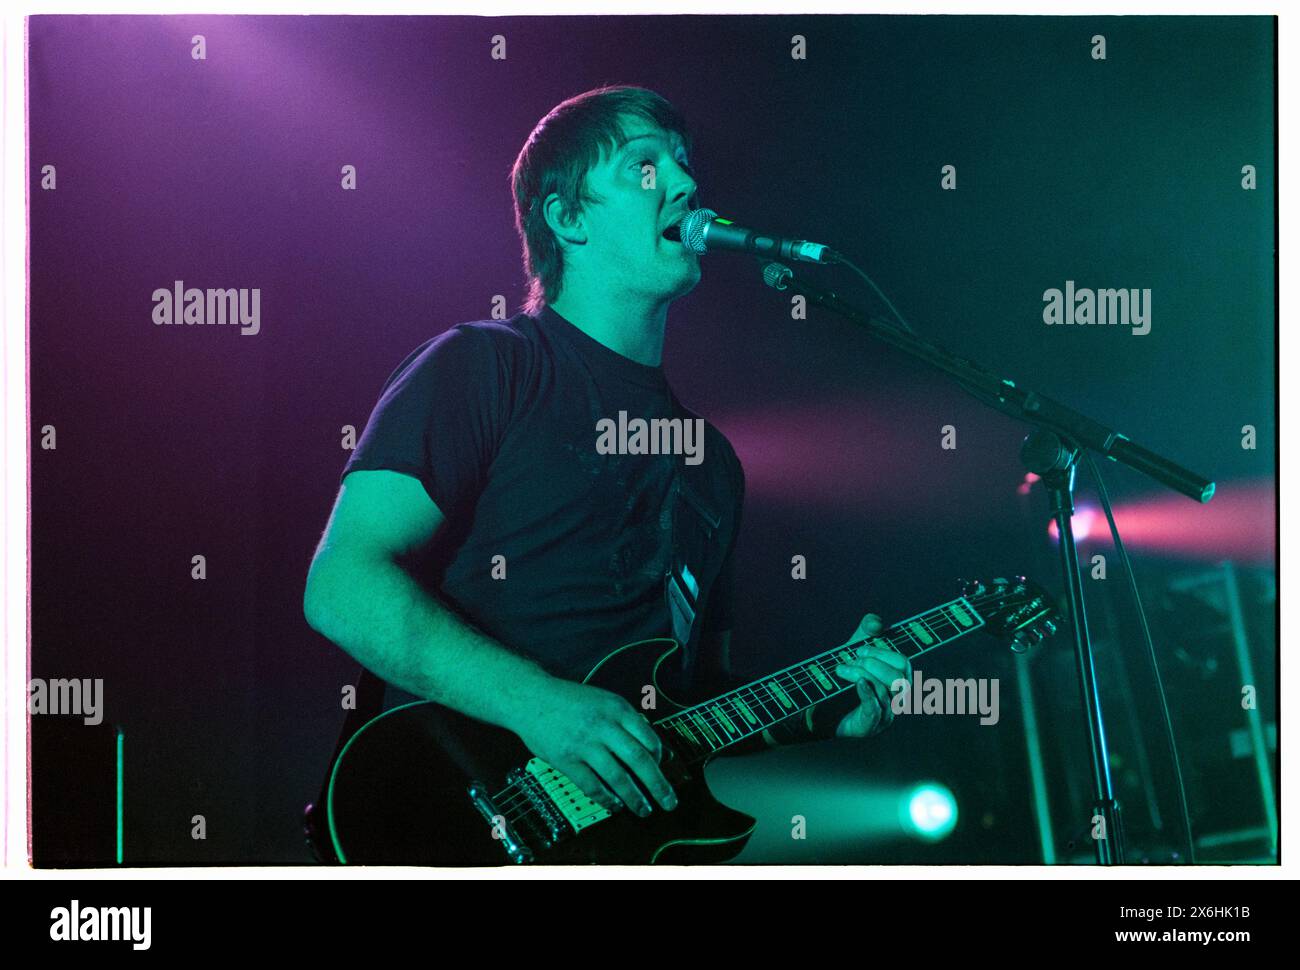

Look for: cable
[833,255,917,335]
[802,250,1197,861]
[1083,450,1197,864]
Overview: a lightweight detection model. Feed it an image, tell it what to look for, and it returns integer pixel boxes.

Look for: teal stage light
[903,783,958,841]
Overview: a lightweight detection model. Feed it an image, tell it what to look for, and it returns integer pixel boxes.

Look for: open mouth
[661,210,691,242]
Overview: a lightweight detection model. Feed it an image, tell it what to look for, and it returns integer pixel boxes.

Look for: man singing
[303,85,910,835]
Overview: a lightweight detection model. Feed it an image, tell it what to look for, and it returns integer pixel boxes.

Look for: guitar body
[324,577,1058,865]
[326,638,757,865]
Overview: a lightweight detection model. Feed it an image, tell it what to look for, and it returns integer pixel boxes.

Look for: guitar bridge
[478,759,615,860]
[467,781,533,864]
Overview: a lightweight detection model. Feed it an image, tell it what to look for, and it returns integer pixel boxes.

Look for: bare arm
[303,470,555,730]
[303,469,676,815]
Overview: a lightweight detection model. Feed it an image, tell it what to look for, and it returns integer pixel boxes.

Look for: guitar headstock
[959,576,1060,653]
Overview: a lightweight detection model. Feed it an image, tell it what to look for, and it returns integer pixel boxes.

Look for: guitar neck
[656,595,987,762]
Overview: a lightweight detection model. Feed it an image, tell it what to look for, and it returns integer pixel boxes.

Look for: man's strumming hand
[507,676,677,817]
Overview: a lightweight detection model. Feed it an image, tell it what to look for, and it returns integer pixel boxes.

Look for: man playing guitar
[303,85,911,849]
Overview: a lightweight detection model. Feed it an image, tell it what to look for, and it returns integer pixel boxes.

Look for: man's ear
[541,192,586,249]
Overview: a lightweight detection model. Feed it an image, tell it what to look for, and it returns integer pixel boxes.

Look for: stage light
[1047,506,1099,543]
[1041,481,1272,562]
[902,783,958,841]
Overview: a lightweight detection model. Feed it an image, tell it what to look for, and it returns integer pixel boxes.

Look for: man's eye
[630,156,693,176]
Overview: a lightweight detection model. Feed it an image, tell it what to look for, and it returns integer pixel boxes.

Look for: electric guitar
[326,576,1058,865]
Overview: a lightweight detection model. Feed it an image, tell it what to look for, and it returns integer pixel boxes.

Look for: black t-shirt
[341,304,744,702]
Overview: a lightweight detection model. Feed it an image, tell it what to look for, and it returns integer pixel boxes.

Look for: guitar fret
[948,601,977,629]
[659,596,992,763]
[806,663,836,692]
[710,703,739,737]
[690,710,721,749]
[717,696,738,733]
[702,707,731,747]
[732,694,759,726]
[939,612,964,638]
[671,719,698,749]
[725,695,754,731]
[783,670,817,708]
[745,684,782,723]
[749,682,786,731]
[915,616,946,639]
[767,679,794,710]
[906,620,935,647]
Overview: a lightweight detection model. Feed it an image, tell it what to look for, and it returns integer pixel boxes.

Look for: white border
[2,1,1291,882]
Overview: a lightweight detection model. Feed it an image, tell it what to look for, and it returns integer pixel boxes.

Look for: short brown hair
[510,85,694,315]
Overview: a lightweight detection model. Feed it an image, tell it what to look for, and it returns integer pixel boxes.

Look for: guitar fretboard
[656,596,985,762]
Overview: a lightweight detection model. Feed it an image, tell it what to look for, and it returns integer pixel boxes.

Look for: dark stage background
[28,15,1275,864]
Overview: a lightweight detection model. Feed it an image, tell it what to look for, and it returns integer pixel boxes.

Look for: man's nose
[667,164,697,206]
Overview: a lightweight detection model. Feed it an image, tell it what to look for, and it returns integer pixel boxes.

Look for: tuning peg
[1043,620,1058,637]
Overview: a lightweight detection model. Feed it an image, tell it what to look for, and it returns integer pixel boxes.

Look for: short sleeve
[341,324,513,519]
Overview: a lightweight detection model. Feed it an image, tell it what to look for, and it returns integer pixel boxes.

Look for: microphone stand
[758,261,1215,865]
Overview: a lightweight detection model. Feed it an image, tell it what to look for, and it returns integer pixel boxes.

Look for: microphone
[664,207,840,264]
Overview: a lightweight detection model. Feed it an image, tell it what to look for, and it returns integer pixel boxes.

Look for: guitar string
[488,652,883,821]
[655,614,972,742]
[494,658,1028,833]
[493,592,1011,813]
[657,588,1023,731]
[490,599,1002,822]
[490,625,958,828]
[650,595,1040,762]
[489,591,1034,833]
[490,654,917,830]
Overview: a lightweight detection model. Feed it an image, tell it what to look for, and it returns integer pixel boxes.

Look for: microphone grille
[679,207,717,255]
